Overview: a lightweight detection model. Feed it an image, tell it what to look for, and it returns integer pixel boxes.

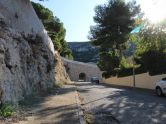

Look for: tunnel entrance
[79,73,86,81]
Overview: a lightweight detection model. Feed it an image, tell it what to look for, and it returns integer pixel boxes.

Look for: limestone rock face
[0,0,57,104]
[0,0,54,53]
[54,52,71,84]
[0,21,55,104]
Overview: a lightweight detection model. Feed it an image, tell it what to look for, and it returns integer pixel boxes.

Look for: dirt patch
[3,85,80,124]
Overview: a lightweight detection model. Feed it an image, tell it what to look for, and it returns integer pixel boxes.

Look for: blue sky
[32,0,166,42]
[32,0,107,42]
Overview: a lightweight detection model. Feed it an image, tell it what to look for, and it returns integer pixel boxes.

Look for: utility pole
[133,64,135,88]
[132,53,136,88]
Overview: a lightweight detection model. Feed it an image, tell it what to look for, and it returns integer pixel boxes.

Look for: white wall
[103,73,166,89]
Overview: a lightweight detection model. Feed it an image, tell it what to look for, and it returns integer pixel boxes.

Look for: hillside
[68,41,136,64]
[68,42,99,63]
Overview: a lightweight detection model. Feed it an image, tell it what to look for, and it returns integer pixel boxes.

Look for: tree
[89,0,141,72]
[31,2,73,59]
[133,20,166,75]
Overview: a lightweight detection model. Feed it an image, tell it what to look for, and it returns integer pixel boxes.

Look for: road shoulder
[11,83,86,124]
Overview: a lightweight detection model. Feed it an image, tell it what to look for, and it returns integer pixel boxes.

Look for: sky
[32,0,166,42]
[138,0,166,23]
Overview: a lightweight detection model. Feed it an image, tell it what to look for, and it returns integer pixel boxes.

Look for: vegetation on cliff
[68,42,99,63]
[32,2,73,59]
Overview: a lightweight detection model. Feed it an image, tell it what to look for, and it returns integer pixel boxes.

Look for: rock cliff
[68,42,99,63]
[0,0,68,104]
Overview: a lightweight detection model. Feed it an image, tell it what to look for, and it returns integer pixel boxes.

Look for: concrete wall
[62,58,103,82]
[103,73,166,89]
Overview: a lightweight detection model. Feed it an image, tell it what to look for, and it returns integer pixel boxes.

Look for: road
[76,82,166,124]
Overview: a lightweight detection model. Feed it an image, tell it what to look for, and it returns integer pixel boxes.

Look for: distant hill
[67,41,136,63]
[68,42,99,63]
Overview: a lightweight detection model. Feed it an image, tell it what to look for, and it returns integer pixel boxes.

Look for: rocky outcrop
[0,0,67,104]
[0,20,55,104]
[68,42,99,63]
[54,52,71,84]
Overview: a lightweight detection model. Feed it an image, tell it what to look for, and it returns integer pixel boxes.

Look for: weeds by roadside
[0,102,29,124]
[54,82,64,89]
[0,103,14,117]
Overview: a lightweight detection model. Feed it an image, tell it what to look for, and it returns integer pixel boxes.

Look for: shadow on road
[77,82,166,124]
[18,85,79,124]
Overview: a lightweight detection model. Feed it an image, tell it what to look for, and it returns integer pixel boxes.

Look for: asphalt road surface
[76,82,166,124]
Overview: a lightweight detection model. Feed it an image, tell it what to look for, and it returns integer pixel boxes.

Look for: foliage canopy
[132,20,166,75]
[32,2,73,59]
[89,0,141,72]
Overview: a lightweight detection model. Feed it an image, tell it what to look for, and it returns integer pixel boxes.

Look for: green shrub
[102,71,117,78]
[103,65,147,78]
[138,50,166,76]
[117,68,133,77]
[119,56,133,69]
[0,104,14,117]
[117,66,147,77]
[54,83,63,88]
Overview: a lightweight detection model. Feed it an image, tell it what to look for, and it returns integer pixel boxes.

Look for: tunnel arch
[62,58,102,82]
[79,72,86,81]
